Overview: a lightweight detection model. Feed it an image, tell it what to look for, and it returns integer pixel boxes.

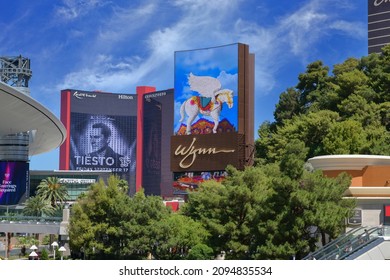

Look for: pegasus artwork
[179,73,234,134]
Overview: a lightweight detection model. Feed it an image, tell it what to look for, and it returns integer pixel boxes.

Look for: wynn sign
[171,43,254,190]
[171,133,243,172]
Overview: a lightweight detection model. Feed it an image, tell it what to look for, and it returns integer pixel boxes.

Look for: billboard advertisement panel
[174,44,239,135]
[0,161,29,205]
[63,90,137,192]
[173,170,227,195]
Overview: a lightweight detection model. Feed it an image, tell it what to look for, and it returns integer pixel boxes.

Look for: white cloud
[55,0,107,21]
[278,2,329,56]
[330,20,366,39]
[97,3,157,45]
[217,71,237,94]
[55,0,367,100]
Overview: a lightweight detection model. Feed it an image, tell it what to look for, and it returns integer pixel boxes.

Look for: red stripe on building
[385,205,390,217]
[59,90,71,170]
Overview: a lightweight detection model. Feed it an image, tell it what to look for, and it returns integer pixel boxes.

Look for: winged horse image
[179,73,234,134]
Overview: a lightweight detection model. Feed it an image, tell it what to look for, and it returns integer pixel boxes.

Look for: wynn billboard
[0,161,29,205]
[60,90,137,193]
[171,43,254,193]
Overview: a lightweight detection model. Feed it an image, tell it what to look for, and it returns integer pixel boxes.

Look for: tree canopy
[68,175,209,260]
[22,176,69,217]
[257,45,390,162]
[36,177,69,208]
[181,157,355,259]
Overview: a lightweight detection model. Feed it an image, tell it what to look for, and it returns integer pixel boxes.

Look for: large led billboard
[171,43,254,194]
[60,90,137,193]
[0,161,29,205]
[174,44,239,135]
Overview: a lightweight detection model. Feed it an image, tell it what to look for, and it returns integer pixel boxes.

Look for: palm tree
[36,177,69,208]
[22,196,55,217]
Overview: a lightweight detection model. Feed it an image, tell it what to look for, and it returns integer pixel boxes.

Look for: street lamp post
[51,241,59,260]
[29,244,38,260]
[29,251,38,260]
[58,246,66,260]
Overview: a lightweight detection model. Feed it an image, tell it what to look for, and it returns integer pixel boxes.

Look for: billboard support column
[136,86,156,193]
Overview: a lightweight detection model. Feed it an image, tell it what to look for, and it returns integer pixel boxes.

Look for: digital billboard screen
[0,161,29,205]
[65,90,137,192]
[173,170,227,195]
[70,113,137,172]
[174,44,239,135]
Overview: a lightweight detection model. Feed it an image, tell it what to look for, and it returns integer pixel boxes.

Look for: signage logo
[174,137,235,168]
[118,95,133,100]
[374,0,390,6]
[73,91,97,99]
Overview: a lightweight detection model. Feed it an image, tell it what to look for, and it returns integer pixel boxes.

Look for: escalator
[304,226,388,260]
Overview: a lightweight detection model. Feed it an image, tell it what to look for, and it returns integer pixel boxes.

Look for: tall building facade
[140,89,174,197]
[59,89,138,194]
[59,87,175,197]
[368,0,390,54]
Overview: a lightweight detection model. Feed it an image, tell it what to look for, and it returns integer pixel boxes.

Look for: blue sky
[0,0,368,170]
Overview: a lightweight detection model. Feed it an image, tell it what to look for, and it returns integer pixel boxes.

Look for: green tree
[182,161,355,260]
[36,177,69,208]
[22,195,55,217]
[323,120,366,154]
[255,46,390,163]
[182,165,272,259]
[187,244,214,260]
[152,213,210,259]
[69,175,171,259]
[274,88,301,125]
[40,248,49,260]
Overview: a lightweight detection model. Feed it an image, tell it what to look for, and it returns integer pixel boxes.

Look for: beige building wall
[308,155,390,228]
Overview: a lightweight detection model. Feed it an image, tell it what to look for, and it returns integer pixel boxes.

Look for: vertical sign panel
[62,90,137,193]
[0,161,29,205]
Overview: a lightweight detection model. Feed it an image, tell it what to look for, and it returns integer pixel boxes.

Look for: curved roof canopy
[0,81,66,156]
[308,155,390,171]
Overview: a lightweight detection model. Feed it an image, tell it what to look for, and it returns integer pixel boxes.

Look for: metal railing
[0,215,62,224]
[304,225,390,260]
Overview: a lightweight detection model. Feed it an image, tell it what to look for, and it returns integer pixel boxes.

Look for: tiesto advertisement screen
[70,113,136,172]
[67,90,137,189]
[0,161,29,205]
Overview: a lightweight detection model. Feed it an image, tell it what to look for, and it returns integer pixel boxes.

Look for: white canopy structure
[0,81,66,156]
